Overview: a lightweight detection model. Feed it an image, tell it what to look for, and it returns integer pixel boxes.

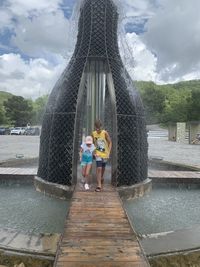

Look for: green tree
[0,105,7,125]
[0,91,12,125]
[136,80,200,124]
[161,88,191,123]
[137,82,165,124]
[187,89,200,121]
[3,95,33,126]
[32,95,48,125]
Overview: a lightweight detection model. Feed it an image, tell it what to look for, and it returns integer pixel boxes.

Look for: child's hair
[94,119,102,129]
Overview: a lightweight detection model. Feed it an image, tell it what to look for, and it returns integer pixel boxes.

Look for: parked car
[24,127,40,136]
[10,127,26,135]
[0,127,11,135]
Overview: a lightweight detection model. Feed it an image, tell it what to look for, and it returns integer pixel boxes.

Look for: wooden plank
[57,255,142,262]
[54,184,149,267]
[56,262,148,267]
[61,239,137,246]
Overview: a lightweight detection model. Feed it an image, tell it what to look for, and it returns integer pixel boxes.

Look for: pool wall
[0,228,60,267]
[141,225,200,267]
[148,249,200,267]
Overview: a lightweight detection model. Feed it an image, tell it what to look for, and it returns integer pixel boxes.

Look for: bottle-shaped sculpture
[37,0,148,187]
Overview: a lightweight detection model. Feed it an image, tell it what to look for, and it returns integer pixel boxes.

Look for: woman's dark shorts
[96,158,108,168]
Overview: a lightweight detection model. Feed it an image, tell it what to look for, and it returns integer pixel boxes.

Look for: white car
[10,127,26,135]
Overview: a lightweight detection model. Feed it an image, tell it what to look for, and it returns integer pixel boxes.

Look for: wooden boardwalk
[54,184,149,267]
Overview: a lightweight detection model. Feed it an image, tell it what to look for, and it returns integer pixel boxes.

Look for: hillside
[1,80,200,103]
[135,79,200,92]
[135,79,200,124]
[0,91,13,106]
[0,79,199,124]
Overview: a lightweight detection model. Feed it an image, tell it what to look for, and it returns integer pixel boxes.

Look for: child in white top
[79,136,95,190]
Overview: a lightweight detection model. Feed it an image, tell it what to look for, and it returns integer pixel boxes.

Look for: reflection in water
[0,183,70,234]
[124,185,200,235]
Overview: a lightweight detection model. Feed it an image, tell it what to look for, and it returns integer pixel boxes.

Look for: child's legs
[85,163,92,183]
[81,165,87,178]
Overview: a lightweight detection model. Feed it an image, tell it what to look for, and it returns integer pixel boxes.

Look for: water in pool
[124,185,200,235]
[0,183,70,234]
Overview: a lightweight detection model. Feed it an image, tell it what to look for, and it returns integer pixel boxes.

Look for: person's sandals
[95,187,101,192]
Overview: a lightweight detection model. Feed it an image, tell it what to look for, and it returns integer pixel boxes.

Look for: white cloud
[0,0,73,61]
[7,0,62,16]
[122,32,157,81]
[1,0,200,100]
[142,0,200,82]
[0,1,75,100]
[124,0,155,16]
[0,53,65,99]
[11,11,70,58]
[0,9,13,30]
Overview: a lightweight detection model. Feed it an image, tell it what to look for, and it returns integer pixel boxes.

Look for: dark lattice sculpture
[37,0,148,187]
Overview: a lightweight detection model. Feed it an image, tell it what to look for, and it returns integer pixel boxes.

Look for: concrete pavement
[148,137,200,169]
[0,134,199,168]
[0,135,39,163]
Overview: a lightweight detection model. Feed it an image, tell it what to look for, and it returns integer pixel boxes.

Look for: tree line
[136,80,200,124]
[0,92,48,126]
[0,79,200,126]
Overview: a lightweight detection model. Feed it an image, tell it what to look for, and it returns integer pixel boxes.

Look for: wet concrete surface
[141,225,200,256]
[148,137,200,169]
[0,227,60,256]
[0,135,39,163]
[0,134,199,169]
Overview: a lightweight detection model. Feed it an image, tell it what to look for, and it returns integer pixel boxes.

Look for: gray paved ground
[0,135,40,162]
[148,137,200,169]
[0,134,199,168]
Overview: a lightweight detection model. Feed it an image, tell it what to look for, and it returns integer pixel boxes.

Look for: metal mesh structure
[37,0,148,187]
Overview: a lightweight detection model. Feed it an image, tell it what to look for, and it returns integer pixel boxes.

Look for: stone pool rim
[34,176,75,200]
[141,225,200,266]
[117,178,152,200]
[149,157,200,171]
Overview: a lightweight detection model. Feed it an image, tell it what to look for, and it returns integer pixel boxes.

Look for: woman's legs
[95,160,107,190]
[97,161,107,186]
[96,166,102,189]
[101,166,106,183]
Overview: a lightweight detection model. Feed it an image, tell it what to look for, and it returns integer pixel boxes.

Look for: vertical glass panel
[85,60,106,135]
[76,60,117,185]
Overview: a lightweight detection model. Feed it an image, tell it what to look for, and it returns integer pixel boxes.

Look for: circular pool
[124,183,200,235]
[0,182,70,234]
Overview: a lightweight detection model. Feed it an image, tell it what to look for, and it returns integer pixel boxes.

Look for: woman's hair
[94,119,102,129]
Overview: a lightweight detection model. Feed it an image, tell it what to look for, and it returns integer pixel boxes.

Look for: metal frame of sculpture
[37,0,148,187]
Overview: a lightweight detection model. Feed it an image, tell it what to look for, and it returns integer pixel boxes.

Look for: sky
[0,0,200,99]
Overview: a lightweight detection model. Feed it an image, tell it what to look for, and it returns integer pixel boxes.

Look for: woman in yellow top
[92,120,112,192]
